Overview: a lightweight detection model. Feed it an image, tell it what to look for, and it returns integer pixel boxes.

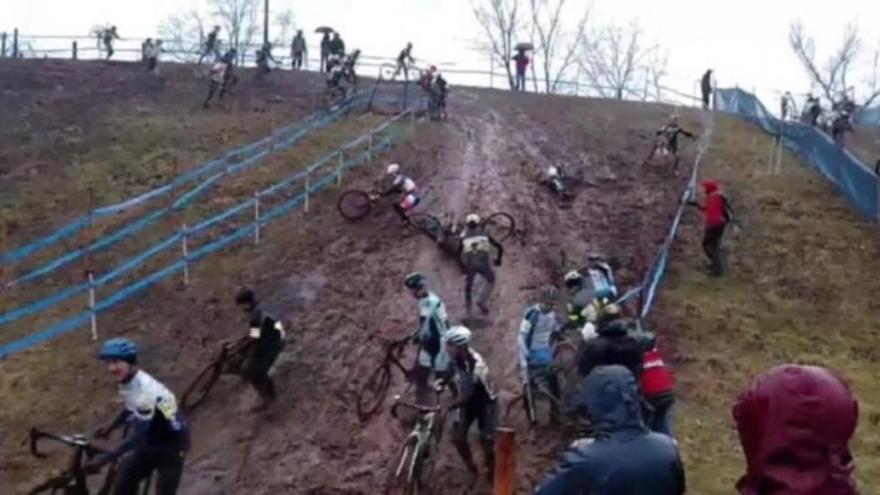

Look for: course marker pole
[254,192,261,244]
[87,270,97,341]
[494,427,516,495]
[182,224,190,287]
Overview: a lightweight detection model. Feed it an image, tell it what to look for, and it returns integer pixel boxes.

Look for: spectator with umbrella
[512,42,532,91]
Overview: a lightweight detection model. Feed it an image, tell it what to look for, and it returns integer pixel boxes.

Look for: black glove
[494,258,502,267]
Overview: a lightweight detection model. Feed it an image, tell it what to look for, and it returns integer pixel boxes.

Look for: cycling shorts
[400,193,420,212]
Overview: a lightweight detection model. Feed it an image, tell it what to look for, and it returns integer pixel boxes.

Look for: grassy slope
[656,114,880,493]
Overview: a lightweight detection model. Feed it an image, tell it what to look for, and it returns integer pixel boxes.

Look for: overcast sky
[7,0,880,105]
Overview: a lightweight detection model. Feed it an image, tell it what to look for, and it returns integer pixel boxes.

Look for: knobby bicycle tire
[485,212,515,242]
[406,213,443,241]
[180,362,223,413]
[553,341,579,374]
[356,363,392,422]
[385,435,420,495]
[338,190,373,221]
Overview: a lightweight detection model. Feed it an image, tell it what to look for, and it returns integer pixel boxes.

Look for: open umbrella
[315,27,334,34]
[514,42,534,52]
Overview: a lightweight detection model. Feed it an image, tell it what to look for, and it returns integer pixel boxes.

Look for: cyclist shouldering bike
[235,288,287,411]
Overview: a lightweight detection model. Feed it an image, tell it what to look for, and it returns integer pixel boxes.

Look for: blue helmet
[99,338,137,363]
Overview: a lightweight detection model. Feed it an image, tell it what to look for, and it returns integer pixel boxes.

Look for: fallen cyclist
[379,162,421,220]
[87,338,189,495]
[442,325,498,483]
[235,287,286,411]
[563,253,618,330]
[540,164,574,200]
[461,213,504,316]
[518,285,565,422]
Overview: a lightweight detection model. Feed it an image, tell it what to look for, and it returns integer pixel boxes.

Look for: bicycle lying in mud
[179,336,254,413]
[385,397,447,495]
[26,428,150,495]
[357,337,412,422]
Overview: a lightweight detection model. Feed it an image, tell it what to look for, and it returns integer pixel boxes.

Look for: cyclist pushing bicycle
[403,272,451,406]
[88,338,189,495]
[235,287,286,411]
[518,285,565,422]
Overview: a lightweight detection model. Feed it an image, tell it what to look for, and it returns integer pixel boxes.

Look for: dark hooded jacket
[535,365,685,495]
[577,319,654,381]
[733,364,859,495]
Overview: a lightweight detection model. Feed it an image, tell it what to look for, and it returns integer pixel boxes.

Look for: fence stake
[367,132,373,163]
[493,427,516,495]
[181,224,190,287]
[304,172,310,213]
[1,32,6,58]
[254,192,261,244]
[12,28,18,58]
[409,109,415,132]
[337,150,344,185]
[72,41,77,60]
[87,270,98,341]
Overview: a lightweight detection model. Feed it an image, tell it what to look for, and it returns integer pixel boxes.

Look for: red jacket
[702,180,728,227]
[733,365,859,495]
[641,347,675,397]
[514,54,529,74]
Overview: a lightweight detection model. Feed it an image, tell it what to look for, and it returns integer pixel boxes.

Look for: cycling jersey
[518,305,562,371]
[210,62,228,84]
[119,370,186,449]
[248,305,285,345]
[461,227,491,255]
[391,173,418,194]
[451,348,497,405]
[586,263,617,300]
[567,286,594,327]
[413,291,449,370]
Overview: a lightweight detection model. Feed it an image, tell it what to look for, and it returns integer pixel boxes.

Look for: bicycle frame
[388,400,445,488]
[28,428,107,495]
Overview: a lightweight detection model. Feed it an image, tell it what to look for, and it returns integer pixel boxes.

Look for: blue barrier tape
[95,232,182,286]
[189,200,255,237]
[0,111,402,357]
[0,282,90,327]
[1,97,364,265]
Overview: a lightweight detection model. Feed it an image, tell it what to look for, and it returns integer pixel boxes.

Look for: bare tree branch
[529,0,589,93]
[470,0,523,89]
[158,11,206,62]
[789,20,861,102]
[578,19,664,100]
[863,42,880,107]
[211,0,260,65]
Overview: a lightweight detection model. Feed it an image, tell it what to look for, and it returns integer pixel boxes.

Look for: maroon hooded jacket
[732,364,859,495]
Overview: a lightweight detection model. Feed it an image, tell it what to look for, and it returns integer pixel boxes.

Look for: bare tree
[272,9,295,48]
[578,20,665,100]
[865,42,880,107]
[158,11,206,62]
[211,0,260,65]
[528,0,589,93]
[470,0,524,89]
[789,21,861,103]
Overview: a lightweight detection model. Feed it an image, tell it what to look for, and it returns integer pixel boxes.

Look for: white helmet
[564,270,583,283]
[547,166,559,178]
[446,325,472,346]
[465,213,481,226]
[387,163,400,175]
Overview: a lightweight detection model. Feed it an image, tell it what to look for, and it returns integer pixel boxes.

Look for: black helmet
[540,285,559,303]
[404,272,427,290]
[235,287,255,306]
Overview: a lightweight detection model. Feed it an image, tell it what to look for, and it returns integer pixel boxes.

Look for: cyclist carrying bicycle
[86,338,188,495]
[404,272,450,406]
[461,213,504,316]
[564,253,617,329]
[235,288,286,411]
[443,325,498,482]
[518,285,564,421]
[381,163,420,220]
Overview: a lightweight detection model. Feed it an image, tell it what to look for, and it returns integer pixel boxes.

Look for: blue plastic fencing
[0,124,403,359]
[716,87,877,220]
[1,91,370,268]
[856,106,880,128]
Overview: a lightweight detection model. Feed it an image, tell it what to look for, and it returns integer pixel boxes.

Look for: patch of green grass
[656,115,880,493]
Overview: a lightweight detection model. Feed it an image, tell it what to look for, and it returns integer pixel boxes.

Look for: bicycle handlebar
[391,400,442,417]
[29,428,106,459]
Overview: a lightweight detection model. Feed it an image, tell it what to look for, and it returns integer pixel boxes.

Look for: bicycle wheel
[554,340,579,374]
[385,436,419,495]
[180,362,223,413]
[356,364,392,422]
[413,439,437,495]
[407,213,443,241]
[484,212,515,242]
[338,190,372,221]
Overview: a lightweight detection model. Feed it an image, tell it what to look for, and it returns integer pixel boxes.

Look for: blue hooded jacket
[535,365,685,495]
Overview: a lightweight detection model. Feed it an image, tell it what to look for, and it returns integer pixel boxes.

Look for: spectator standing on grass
[320,32,331,72]
[141,38,152,62]
[733,364,859,495]
[701,69,713,109]
[199,26,221,64]
[688,179,734,277]
[291,30,307,70]
[329,33,345,58]
[146,39,163,75]
[103,26,120,60]
[781,91,795,121]
[535,365,686,495]
[513,49,529,91]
